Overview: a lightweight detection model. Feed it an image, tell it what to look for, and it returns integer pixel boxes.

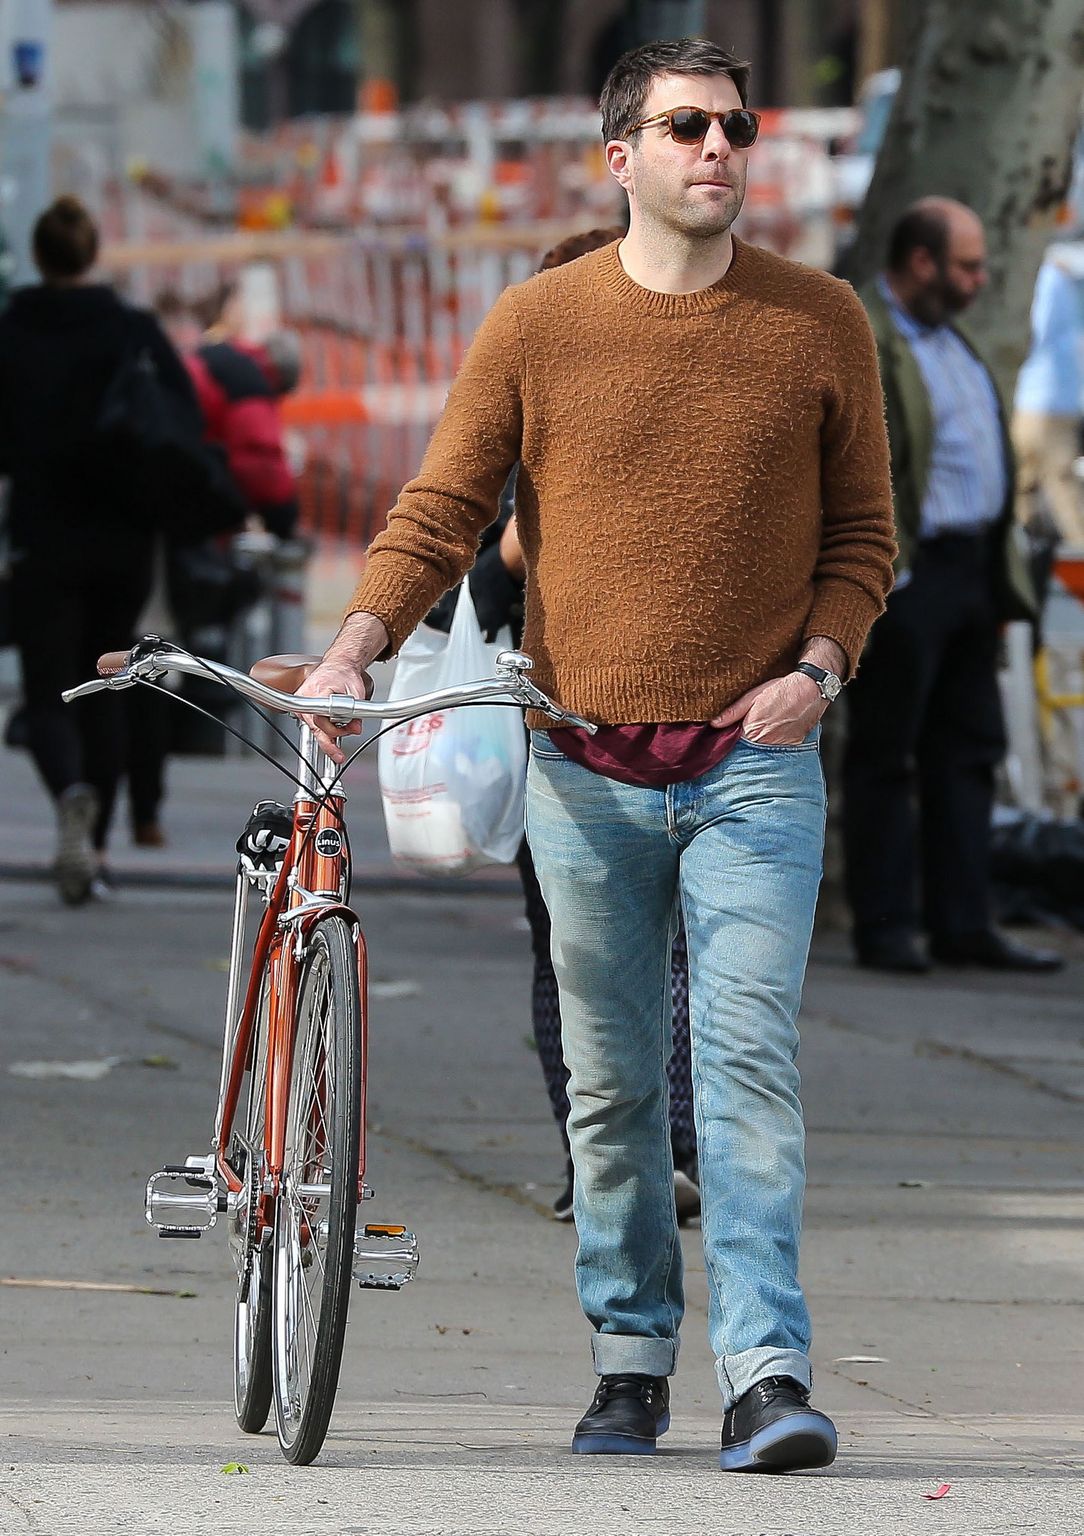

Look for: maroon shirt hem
[546,722,743,788]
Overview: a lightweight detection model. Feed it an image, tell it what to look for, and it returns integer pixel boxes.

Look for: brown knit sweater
[347,238,896,723]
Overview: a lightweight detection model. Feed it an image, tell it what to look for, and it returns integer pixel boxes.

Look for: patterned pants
[515,838,697,1173]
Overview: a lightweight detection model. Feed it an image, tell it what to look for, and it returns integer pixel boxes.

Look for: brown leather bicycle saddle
[250,653,323,694]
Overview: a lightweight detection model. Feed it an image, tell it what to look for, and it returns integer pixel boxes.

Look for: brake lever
[493,651,598,733]
[63,635,174,704]
[508,676,598,734]
[61,678,115,703]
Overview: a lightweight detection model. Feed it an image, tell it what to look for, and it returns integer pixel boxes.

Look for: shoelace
[751,1376,808,1408]
[596,1374,661,1407]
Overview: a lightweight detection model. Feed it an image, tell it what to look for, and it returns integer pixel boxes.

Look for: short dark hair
[32,196,99,281]
[887,205,950,273]
[539,227,623,271]
[599,37,750,143]
[153,288,190,323]
[195,278,237,330]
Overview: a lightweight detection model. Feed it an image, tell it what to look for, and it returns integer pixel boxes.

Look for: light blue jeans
[525,728,826,1410]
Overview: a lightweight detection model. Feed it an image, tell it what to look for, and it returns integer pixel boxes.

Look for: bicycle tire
[233,966,273,1433]
[272,914,362,1464]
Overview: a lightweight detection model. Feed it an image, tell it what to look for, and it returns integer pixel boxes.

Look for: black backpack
[94,344,245,539]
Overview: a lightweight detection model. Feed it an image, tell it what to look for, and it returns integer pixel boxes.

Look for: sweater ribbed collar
[598,236,752,316]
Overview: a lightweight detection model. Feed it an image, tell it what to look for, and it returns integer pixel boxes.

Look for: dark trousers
[514,837,697,1173]
[126,685,171,828]
[13,558,150,851]
[842,535,1007,942]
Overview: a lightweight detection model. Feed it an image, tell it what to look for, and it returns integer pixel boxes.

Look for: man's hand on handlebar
[301,612,390,762]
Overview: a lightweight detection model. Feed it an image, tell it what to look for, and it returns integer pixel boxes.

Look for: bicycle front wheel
[272,914,362,1464]
[233,966,273,1434]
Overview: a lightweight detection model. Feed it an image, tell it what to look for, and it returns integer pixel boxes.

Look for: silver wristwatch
[794,661,843,702]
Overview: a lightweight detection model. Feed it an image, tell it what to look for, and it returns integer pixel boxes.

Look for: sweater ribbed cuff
[803,583,885,679]
[345,558,444,658]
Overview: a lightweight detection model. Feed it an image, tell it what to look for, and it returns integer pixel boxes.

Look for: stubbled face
[911,212,989,324]
[610,71,750,240]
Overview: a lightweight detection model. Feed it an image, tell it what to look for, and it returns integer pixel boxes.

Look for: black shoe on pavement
[552,1159,574,1223]
[719,1376,837,1473]
[855,930,930,974]
[930,928,1064,972]
[55,784,98,907]
[571,1374,670,1455]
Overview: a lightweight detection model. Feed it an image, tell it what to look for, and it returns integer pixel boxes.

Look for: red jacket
[186,341,297,536]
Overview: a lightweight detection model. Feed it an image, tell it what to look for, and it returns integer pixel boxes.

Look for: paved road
[0,804,1082,1531]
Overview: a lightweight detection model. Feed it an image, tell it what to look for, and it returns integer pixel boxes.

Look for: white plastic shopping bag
[378,583,527,874]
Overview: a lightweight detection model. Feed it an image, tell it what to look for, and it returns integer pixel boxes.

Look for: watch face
[823,673,842,701]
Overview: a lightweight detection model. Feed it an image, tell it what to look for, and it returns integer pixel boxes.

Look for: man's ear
[911,248,938,286]
[606,140,634,192]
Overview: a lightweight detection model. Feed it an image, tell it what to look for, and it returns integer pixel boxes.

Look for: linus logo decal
[314,828,343,858]
[392,714,444,755]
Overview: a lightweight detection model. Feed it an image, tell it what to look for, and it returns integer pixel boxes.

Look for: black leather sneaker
[719,1376,837,1472]
[571,1374,670,1455]
[552,1158,574,1223]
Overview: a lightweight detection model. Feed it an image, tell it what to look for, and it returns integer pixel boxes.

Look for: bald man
[844,198,1062,974]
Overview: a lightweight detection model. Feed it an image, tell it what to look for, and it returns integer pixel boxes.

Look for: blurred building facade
[35,0,911,152]
[50,1,238,180]
[18,0,910,233]
[239,0,911,126]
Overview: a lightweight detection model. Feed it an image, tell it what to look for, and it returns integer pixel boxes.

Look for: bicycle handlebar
[61,639,598,735]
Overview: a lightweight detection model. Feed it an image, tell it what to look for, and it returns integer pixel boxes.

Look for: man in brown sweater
[304,38,895,1471]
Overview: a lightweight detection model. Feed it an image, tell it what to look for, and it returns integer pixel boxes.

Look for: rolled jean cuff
[591,1332,678,1378]
[716,1347,812,1410]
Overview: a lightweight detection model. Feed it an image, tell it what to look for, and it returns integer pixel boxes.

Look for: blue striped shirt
[878,276,1007,538]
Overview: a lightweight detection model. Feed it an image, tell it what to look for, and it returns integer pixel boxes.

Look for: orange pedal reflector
[364,1223,407,1237]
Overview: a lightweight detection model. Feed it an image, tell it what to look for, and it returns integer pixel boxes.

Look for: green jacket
[860,282,1036,623]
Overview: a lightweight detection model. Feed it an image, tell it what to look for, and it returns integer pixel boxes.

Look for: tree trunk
[844,0,1084,396]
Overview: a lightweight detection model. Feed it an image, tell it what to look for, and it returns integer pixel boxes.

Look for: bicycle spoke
[272,917,361,1463]
[279,954,332,1416]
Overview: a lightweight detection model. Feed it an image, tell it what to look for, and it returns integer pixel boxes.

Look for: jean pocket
[528,728,566,762]
[738,727,821,753]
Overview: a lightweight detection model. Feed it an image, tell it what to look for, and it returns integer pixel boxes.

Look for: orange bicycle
[64,636,594,1464]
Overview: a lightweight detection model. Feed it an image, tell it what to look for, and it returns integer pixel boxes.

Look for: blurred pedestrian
[0,197,232,903]
[845,198,1062,973]
[1012,258,1084,549]
[139,290,298,804]
[186,283,300,540]
[304,37,896,1470]
[124,289,302,847]
[121,290,199,850]
[428,228,700,1225]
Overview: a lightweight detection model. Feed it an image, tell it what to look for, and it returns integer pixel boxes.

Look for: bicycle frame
[214,722,367,1237]
[68,637,597,1460]
[66,641,593,1239]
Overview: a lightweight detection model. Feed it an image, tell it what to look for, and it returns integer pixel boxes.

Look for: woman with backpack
[0,197,241,903]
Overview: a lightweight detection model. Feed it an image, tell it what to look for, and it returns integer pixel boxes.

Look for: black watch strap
[795,661,842,700]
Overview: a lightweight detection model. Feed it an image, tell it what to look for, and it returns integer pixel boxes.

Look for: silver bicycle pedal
[353,1224,419,1290]
[146,1158,223,1238]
